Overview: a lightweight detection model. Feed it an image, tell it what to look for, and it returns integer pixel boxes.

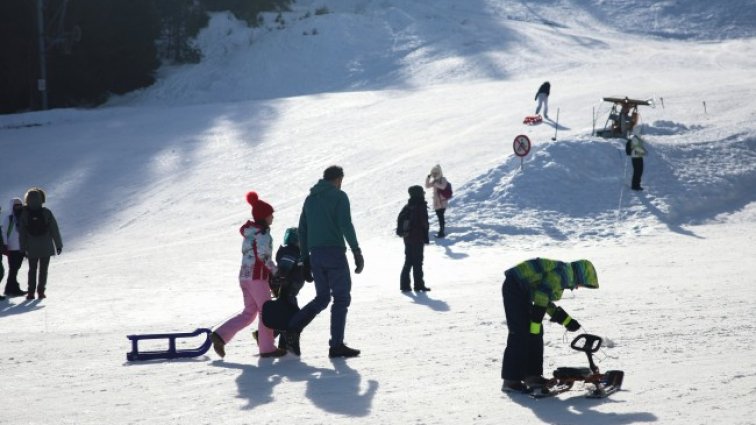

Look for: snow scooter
[531,333,624,399]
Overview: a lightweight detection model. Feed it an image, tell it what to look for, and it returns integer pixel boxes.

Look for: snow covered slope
[1,0,755,424]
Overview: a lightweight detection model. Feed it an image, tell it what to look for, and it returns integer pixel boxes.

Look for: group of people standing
[1,187,63,301]
[209,163,454,360]
[395,163,451,292]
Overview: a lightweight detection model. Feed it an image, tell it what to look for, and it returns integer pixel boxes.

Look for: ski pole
[552,108,560,141]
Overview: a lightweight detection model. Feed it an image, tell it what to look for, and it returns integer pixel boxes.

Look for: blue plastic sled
[126,328,212,361]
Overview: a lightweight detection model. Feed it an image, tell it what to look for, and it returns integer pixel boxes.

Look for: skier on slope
[501,258,599,393]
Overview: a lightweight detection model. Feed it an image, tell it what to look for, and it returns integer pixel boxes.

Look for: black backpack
[396,205,414,237]
[625,139,632,156]
[26,208,49,236]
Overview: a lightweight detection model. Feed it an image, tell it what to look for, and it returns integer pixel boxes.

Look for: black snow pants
[501,276,544,381]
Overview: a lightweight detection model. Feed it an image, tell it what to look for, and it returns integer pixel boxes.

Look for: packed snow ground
[1,1,755,424]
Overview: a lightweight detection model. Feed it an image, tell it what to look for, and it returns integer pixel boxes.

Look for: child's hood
[8,197,22,213]
[239,220,266,237]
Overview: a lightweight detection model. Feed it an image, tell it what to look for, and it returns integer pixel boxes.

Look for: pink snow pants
[215,278,276,353]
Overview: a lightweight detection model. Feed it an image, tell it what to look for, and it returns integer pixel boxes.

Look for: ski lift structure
[595,97,653,138]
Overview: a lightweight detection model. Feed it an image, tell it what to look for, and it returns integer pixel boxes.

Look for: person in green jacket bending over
[501,258,598,392]
[283,165,364,358]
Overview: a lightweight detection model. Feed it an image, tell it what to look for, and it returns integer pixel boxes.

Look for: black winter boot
[283,331,301,356]
[328,344,360,358]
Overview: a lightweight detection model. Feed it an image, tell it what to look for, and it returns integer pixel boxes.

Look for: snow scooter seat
[553,367,593,379]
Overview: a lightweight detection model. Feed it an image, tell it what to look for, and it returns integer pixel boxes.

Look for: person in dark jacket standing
[399,185,430,292]
[534,81,550,119]
[19,187,63,300]
[284,165,364,358]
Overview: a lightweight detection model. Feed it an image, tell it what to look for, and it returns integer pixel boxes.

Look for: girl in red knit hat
[211,191,287,358]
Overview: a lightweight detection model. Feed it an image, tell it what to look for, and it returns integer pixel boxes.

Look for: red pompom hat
[246,191,274,223]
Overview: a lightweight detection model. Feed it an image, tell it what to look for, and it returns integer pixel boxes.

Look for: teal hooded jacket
[298,179,360,256]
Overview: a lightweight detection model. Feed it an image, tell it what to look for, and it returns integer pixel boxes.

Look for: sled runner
[530,333,624,399]
[126,328,212,361]
[523,114,543,125]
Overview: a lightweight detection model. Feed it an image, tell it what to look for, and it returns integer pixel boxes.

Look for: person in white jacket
[3,198,27,297]
[425,164,450,238]
[629,134,647,191]
[211,191,286,359]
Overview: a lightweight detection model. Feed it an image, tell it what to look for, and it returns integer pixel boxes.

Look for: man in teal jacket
[284,165,364,358]
[501,258,598,392]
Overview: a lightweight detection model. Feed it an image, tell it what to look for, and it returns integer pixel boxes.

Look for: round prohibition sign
[513,134,531,157]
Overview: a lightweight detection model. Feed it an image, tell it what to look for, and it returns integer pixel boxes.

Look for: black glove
[550,306,581,332]
[565,318,581,332]
[268,274,284,297]
[353,249,364,274]
[302,257,314,282]
[56,247,62,255]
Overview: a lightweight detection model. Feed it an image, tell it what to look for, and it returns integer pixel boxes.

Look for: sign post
[513,134,531,170]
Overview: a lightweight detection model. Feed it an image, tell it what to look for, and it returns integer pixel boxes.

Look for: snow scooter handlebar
[571,333,602,353]
[571,333,603,373]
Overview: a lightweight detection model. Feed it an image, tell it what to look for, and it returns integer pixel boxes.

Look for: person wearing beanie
[424,164,451,238]
[19,187,62,300]
[397,185,430,292]
[211,191,286,359]
[283,165,364,359]
[500,258,599,393]
[3,197,28,297]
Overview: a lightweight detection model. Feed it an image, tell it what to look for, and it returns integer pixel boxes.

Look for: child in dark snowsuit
[398,185,430,292]
[254,227,306,349]
[501,258,599,392]
[274,227,306,306]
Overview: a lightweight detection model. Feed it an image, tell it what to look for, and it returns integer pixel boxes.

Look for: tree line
[0,0,291,114]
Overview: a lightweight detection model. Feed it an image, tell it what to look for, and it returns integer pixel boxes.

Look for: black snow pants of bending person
[501,276,544,381]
